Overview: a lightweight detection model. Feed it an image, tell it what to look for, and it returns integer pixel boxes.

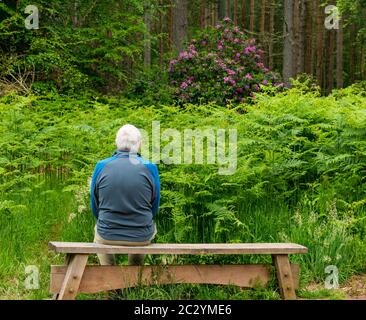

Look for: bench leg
[272,254,296,300]
[57,254,89,300]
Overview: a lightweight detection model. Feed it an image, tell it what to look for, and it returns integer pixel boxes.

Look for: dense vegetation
[0,84,365,299]
[0,0,365,300]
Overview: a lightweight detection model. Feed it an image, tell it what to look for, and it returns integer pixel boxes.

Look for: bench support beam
[55,254,89,300]
[51,264,300,299]
[272,254,297,300]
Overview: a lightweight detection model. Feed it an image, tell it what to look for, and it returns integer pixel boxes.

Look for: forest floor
[302,274,366,300]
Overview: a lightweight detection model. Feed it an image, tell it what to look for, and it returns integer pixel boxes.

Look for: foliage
[0,89,365,299]
[167,18,282,105]
[0,0,148,95]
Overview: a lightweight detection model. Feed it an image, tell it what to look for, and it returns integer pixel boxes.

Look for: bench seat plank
[49,242,308,255]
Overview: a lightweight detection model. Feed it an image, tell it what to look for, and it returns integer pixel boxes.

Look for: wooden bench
[48,242,308,300]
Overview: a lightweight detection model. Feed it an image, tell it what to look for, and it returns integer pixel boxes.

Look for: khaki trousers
[93,225,157,266]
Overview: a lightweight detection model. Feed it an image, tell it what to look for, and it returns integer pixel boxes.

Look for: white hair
[115,124,142,153]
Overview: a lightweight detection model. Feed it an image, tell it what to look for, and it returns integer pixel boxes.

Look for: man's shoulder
[95,155,118,171]
[137,156,158,169]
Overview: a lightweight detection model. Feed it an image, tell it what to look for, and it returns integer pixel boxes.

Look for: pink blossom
[180,82,189,89]
[227,69,236,76]
[236,53,241,58]
[253,84,260,91]
[223,17,231,22]
[224,77,230,83]
[245,73,253,80]
[262,80,268,85]
[218,45,224,50]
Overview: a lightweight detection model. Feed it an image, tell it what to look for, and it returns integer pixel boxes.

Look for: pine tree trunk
[336,18,344,87]
[328,30,335,92]
[315,0,324,88]
[218,0,227,20]
[304,0,313,74]
[241,0,246,28]
[249,0,255,32]
[283,0,294,82]
[268,1,274,69]
[172,0,188,53]
[260,0,266,37]
[144,0,152,69]
[234,0,238,25]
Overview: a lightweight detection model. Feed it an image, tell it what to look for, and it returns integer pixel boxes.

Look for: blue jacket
[90,150,160,241]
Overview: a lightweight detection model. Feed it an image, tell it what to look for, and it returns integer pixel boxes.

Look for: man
[90,124,160,266]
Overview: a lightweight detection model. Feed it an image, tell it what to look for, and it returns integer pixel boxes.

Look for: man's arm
[147,163,160,218]
[90,162,101,219]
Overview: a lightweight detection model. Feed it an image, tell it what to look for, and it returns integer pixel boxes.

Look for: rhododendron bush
[168,18,282,104]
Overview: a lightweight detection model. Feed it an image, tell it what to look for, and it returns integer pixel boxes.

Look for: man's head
[115,124,142,153]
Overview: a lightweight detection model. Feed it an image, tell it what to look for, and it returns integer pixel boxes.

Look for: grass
[0,90,365,299]
[0,177,364,300]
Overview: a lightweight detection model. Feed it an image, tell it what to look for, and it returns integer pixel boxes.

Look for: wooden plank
[50,264,300,294]
[48,242,308,255]
[57,254,89,300]
[272,254,297,300]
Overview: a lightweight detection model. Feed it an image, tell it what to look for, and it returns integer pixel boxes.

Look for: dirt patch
[341,274,366,300]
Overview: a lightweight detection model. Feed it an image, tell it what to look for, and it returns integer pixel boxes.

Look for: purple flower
[180,82,189,89]
[237,87,244,93]
[253,84,260,91]
[218,44,224,50]
[236,53,241,58]
[244,46,257,55]
[245,73,253,80]
[227,69,236,76]
[262,80,268,85]
[216,24,223,29]
[223,17,231,22]
[224,77,230,83]
[233,27,240,33]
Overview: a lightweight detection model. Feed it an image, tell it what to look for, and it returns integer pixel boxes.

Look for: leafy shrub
[168,18,282,104]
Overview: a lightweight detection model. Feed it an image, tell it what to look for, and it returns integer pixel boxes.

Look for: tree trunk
[172,0,188,53]
[297,0,305,74]
[226,0,231,19]
[336,18,343,87]
[144,1,152,69]
[283,0,294,83]
[249,0,255,32]
[234,0,238,25]
[241,0,246,28]
[218,0,227,20]
[316,0,324,88]
[200,0,206,28]
[260,0,266,37]
[304,0,313,74]
[268,1,274,69]
[328,30,335,92]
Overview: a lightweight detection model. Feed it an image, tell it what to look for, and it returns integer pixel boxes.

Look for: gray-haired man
[90,124,160,265]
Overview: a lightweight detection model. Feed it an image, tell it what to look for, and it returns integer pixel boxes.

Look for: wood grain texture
[50,264,300,294]
[56,254,88,300]
[272,254,297,300]
[49,242,308,255]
